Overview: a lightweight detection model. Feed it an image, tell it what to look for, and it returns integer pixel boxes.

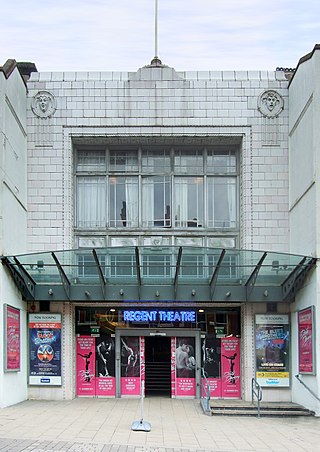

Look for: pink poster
[120,336,140,396]
[140,337,145,392]
[175,337,196,397]
[176,378,196,396]
[171,337,176,398]
[221,337,241,398]
[5,305,20,371]
[121,377,140,396]
[76,336,96,396]
[298,307,314,374]
[207,378,222,398]
[96,377,115,396]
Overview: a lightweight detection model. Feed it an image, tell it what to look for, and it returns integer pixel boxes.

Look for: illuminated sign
[123,310,196,323]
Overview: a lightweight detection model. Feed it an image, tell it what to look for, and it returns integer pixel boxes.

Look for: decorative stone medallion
[31,91,56,118]
[258,90,284,117]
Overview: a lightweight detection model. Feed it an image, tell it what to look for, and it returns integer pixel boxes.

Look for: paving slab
[0,398,320,451]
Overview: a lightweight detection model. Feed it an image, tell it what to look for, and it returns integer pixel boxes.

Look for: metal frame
[1,247,316,304]
[115,328,201,399]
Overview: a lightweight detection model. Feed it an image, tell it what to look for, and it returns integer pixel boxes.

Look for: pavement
[0,397,320,452]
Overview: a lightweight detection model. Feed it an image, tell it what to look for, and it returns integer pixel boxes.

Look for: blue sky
[1,0,320,72]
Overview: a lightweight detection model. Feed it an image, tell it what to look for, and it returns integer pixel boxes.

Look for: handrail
[295,374,320,402]
[251,377,262,418]
[200,368,212,416]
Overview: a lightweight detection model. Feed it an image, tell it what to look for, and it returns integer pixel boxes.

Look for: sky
[1,0,320,73]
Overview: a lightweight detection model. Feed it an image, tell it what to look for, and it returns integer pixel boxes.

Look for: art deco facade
[0,45,319,414]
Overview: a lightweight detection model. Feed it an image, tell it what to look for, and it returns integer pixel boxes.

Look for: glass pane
[109,176,138,227]
[142,176,171,227]
[174,177,203,227]
[208,252,239,281]
[180,254,204,278]
[109,150,138,172]
[76,176,106,228]
[141,149,171,173]
[77,253,105,283]
[142,254,171,277]
[77,150,106,172]
[110,254,137,278]
[207,149,237,174]
[207,177,237,228]
[174,150,203,174]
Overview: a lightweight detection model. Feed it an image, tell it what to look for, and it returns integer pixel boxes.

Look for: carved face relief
[31,91,56,118]
[258,90,284,117]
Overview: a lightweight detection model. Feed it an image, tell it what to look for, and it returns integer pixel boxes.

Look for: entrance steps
[145,361,171,395]
[210,400,315,417]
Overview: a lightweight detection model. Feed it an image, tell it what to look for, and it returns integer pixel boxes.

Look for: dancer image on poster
[121,338,139,377]
[202,337,220,378]
[176,340,196,378]
[77,351,92,382]
[222,353,237,384]
[97,337,114,377]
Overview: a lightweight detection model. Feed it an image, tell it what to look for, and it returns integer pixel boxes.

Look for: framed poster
[298,306,315,374]
[29,313,62,385]
[255,314,290,387]
[4,304,20,372]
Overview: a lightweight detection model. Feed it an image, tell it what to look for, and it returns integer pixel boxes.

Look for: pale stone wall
[0,65,28,407]
[289,48,320,415]
[26,66,289,254]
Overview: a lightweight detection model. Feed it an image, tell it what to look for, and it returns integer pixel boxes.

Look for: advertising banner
[175,337,196,397]
[4,304,20,372]
[255,314,290,387]
[29,313,62,385]
[298,307,315,374]
[95,335,116,396]
[171,337,176,398]
[221,337,241,398]
[120,336,140,396]
[202,336,222,398]
[76,336,96,396]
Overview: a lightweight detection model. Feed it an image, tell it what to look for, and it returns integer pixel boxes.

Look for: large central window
[75,146,238,230]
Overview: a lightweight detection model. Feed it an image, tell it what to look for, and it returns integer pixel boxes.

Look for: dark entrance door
[145,336,171,396]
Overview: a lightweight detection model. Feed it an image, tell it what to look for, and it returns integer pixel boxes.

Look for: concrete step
[209,401,315,417]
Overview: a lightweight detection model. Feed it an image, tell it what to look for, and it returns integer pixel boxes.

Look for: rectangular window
[174,149,203,174]
[109,177,138,227]
[110,255,136,277]
[174,177,203,227]
[180,254,204,278]
[142,254,171,277]
[109,150,138,172]
[207,149,237,174]
[77,253,106,280]
[76,176,106,228]
[207,177,237,228]
[142,149,171,174]
[142,176,171,227]
[208,254,238,280]
[77,150,106,172]
[75,145,239,232]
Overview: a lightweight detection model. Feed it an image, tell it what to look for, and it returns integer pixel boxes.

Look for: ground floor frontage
[26,303,292,404]
[1,246,318,414]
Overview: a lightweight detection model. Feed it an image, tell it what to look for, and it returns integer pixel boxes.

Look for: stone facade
[26,66,289,254]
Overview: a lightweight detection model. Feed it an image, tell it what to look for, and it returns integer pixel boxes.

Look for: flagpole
[151,0,162,65]
[155,0,158,59]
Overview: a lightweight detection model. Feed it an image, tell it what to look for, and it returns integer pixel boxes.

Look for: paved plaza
[0,398,320,452]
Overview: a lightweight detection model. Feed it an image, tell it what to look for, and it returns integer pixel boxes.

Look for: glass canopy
[1,246,316,304]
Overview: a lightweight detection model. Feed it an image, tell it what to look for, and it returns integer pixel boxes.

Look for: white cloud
[1,0,320,72]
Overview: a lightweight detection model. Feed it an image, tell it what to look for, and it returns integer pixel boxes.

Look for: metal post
[155,0,158,59]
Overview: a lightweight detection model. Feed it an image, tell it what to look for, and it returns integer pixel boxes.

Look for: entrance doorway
[145,336,171,396]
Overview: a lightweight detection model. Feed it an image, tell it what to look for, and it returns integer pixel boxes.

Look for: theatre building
[1,46,320,414]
